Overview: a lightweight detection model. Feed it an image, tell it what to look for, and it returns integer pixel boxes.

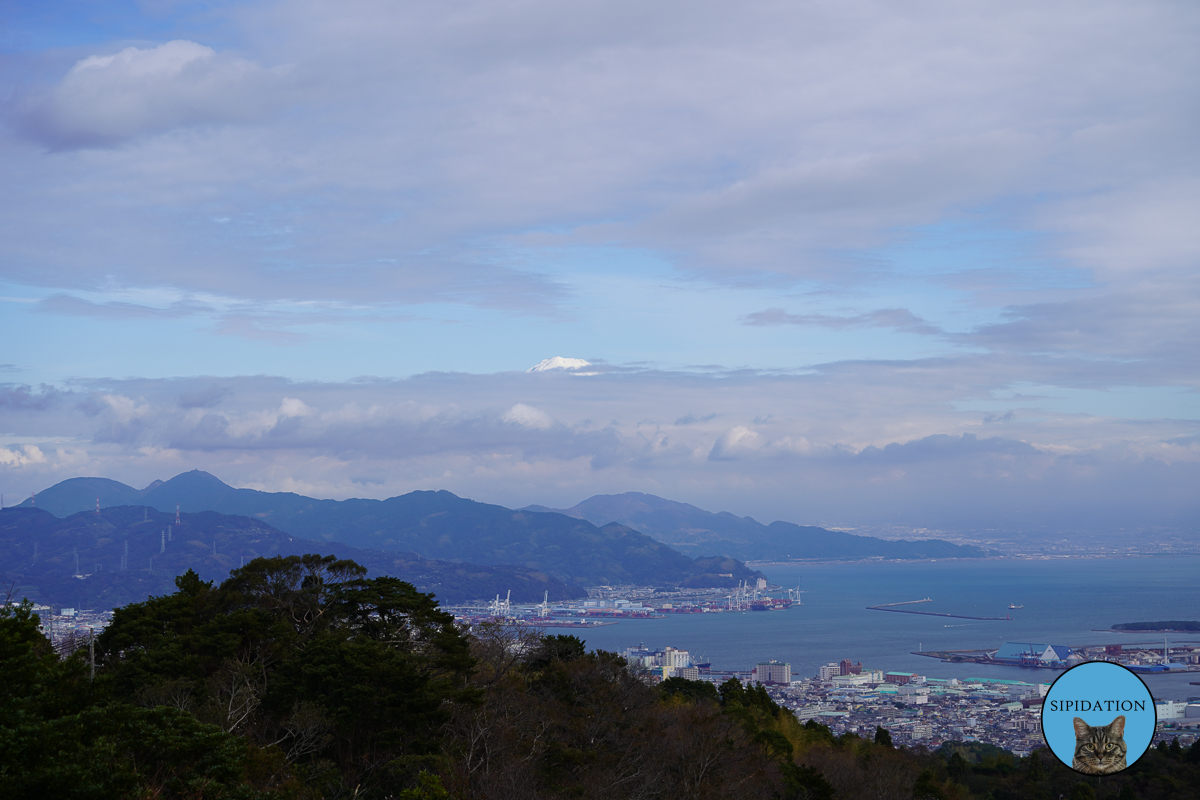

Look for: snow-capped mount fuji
[526,356,592,373]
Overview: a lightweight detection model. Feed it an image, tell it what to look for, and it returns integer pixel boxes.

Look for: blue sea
[573,556,1200,701]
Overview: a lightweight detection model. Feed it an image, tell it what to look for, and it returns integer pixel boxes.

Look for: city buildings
[624,643,696,679]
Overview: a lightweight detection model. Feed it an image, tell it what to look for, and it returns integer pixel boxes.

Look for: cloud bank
[2,368,1196,532]
[2,0,1197,310]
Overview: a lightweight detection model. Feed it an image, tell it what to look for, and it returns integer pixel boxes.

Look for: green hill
[20,476,148,516]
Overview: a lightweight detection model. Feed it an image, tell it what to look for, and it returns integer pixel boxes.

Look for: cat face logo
[1072,715,1127,774]
[1041,661,1155,775]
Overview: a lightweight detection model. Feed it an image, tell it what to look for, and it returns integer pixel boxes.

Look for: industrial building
[885,672,919,685]
[991,642,1072,667]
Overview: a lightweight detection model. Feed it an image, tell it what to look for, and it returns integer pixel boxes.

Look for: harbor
[444,579,805,626]
[913,638,1200,671]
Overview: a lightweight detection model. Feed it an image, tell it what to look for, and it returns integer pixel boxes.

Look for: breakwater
[872,597,933,607]
[867,601,1010,621]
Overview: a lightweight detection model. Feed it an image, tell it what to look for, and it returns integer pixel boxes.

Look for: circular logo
[1040,661,1156,775]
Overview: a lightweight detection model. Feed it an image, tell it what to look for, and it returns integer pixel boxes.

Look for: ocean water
[573,556,1200,701]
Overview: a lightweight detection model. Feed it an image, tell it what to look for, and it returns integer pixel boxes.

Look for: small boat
[1008,603,1024,609]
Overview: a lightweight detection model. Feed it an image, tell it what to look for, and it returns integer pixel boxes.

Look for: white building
[831,669,883,687]
[754,660,791,685]
[818,663,841,681]
[831,673,873,688]
[1157,700,1189,719]
[661,646,691,668]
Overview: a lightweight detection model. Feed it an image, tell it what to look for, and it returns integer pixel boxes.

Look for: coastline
[745,552,1200,569]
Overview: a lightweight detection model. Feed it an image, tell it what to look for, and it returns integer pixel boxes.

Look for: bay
[572,555,1200,700]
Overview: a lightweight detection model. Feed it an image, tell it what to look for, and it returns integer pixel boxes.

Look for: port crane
[489,590,512,619]
[787,582,804,604]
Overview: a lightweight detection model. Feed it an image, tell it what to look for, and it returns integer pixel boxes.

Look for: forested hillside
[20,472,764,588]
[0,506,584,606]
[2,556,1197,799]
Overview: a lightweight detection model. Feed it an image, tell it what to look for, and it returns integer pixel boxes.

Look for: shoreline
[745,552,1200,568]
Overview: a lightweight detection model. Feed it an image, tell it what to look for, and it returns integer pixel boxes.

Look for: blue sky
[2,0,1198,532]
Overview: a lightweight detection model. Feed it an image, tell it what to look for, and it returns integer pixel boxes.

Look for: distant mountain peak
[178,469,224,481]
[527,356,592,373]
[158,469,234,490]
[558,491,985,562]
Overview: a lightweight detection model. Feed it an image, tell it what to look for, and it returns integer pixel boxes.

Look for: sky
[1,0,1198,534]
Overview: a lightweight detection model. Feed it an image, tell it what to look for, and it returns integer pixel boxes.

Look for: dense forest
[2,554,1198,799]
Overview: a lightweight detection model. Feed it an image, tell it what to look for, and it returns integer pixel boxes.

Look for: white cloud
[22,40,288,147]
[502,403,555,430]
[279,397,314,418]
[101,394,148,425]
[0,444,47,468]
[709,426,761,460]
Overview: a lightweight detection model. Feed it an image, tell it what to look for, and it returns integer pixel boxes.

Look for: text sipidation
[1047,700,1146,712]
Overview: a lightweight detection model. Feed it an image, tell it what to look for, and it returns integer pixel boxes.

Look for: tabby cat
[1072,715,1127,774]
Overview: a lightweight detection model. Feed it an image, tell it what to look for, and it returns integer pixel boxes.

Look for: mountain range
[523,492,988,561]
[0,505,587,608]
[19,472,986,567]
[11,471,987,610]
[14,471,765,592]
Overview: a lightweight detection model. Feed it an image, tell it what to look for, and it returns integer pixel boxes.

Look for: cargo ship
[749,598,793,611]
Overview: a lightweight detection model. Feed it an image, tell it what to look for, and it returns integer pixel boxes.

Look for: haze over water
[575,556,1200,700]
